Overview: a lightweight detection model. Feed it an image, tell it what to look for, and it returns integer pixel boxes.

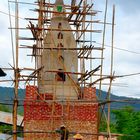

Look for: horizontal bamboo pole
[10,27,102,33]
[20,46,103,51]
[32,8,97,16]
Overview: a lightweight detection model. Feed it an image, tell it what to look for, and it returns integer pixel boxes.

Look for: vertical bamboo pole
[36,0,44,87]
[99,0,108,97]
[107,5,115,140]
[8,0,15,68]
[90,0,93,83]
[98,1,108,139]
[13,0,19,140]
[82,0,86,87]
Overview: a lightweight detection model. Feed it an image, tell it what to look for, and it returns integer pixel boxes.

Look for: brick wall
[24,86,98,140]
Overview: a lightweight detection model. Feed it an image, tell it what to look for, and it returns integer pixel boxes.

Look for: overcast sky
[0,0,140,98]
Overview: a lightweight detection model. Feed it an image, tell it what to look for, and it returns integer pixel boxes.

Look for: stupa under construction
[24,0,98,139]
[5,0,118,139]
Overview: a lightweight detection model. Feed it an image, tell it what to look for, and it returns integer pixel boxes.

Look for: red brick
[24,86,98,140]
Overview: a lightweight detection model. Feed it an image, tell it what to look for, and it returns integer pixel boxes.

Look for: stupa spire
[55,0,64,5]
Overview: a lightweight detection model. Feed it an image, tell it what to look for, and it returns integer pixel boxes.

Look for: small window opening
[56,69,66,81]
[58,32,63,39]
[58,22,62,29]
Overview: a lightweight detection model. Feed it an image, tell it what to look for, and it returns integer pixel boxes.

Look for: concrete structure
[38,0,78,100]
[24,0,98,139]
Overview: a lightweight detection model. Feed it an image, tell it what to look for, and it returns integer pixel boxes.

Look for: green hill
[96,89,140,111]
[0,87,25,115]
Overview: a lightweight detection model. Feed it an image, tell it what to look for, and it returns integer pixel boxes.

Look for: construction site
[1,0,140,140]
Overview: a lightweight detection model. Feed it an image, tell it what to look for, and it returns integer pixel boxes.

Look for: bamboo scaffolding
[31,9,97,15]
[67,0,82,20]
[10,27,102,33]
[2,99,140,107]
[20,45,104,50]
[27,54,103,60]
[78,66,101,82]
[13,0,19,139]
[1,67,35,71]
[69,3,92,23]
[99,0,108,97]
[3,1,137,140]
[73,4,94,33]
[1,130,132,137]
[9,1,38,6]
[1,72,139,83]
[107,5,115,140]
[78,56,103,59]
[9,0,98,11]
[97,1,108,138]
[25,18,113,25]
[45,70,84,75]
[0,99,140,106]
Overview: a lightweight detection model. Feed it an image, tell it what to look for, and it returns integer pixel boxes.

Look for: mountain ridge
[0,86,140,111]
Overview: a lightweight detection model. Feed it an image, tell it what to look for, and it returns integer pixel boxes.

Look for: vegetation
[112,106,140,140]
[0,104,10,113]
[0,124,23,137]
[0,104,23,137]
[1,87,140,139]
[100,106,140,140]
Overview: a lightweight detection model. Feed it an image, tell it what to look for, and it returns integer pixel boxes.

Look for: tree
[112,106,140,140]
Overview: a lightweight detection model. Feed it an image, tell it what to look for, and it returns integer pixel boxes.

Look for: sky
[0,0,140,98]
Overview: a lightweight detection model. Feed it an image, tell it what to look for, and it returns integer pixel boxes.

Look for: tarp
[0,68,6,77]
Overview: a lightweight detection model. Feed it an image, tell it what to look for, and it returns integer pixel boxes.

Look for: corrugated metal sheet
[0,134,23,140]
[0,111,23,126]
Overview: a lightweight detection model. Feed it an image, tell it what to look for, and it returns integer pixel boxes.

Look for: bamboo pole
[10,27,101,33]
[20,46,103,50]
[33,8,96,15]
[99,0,108,98]
[107,5,115,140]
[1,98,140,106]
[25,18,113,25]
[98,0,108,138]
[8,0,15,68]
[90,0,93,84]
[80,0,86,88]
[13,0,19,140]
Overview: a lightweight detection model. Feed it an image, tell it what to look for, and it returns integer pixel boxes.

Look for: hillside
[96,89,140,111]
[0,86,140,113]
[0,87,24,114]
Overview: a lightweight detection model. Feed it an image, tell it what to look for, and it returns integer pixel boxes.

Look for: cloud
[93,0,140,98]
[111,0,140,14]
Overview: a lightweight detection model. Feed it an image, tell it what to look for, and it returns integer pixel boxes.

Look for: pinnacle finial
[55,0,64,5]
